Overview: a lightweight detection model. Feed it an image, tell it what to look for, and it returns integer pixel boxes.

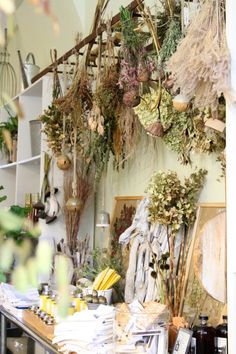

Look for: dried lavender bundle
[167,0,230,110]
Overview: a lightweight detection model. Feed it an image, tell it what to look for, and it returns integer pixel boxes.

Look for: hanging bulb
[66,197,81,211]
[96,210,110,228]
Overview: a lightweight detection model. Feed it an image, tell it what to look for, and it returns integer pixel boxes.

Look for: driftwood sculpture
[119,198,182,303]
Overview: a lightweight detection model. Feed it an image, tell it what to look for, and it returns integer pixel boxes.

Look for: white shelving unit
[0,74,94,247]
[0,78,44,208]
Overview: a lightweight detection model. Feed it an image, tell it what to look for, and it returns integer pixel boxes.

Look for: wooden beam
[32,0,144,83]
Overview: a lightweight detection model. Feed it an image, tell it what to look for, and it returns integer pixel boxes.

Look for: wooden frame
[181,203,226,326]
[109,196,143,269]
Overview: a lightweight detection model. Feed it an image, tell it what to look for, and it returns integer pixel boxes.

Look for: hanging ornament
[172,94,190,112]
[66,124,81,212]
[57,153,71,170]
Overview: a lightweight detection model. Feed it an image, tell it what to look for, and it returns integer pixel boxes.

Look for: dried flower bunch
[147,169,207,233]
[119,6,155,107]
[147,168,207,316]
[134,87,225,164]
[40,105,71,155]
[167,0,230,110]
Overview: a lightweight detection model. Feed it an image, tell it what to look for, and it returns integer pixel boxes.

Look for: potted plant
[0,109,18,163]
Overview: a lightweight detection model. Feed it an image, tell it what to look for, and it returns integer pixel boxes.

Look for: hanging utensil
[0,29,17,105]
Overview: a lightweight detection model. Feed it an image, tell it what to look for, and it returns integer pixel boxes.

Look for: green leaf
[12,265,29,293]
[0,239,14,271]
[36,241,52,275]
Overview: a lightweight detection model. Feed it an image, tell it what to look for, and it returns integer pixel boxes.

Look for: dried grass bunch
[63,159,92,252]
[167,0,230,110]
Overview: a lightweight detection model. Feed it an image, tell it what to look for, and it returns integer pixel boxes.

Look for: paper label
[215,337,227,351]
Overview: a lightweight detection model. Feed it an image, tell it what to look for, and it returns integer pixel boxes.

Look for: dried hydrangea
[146,169,208,233]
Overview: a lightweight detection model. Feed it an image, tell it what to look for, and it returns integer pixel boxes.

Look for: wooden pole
[32,0,143,83]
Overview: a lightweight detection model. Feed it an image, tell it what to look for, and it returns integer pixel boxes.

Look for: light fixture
[96,210,110,228]
[96,172,110,230]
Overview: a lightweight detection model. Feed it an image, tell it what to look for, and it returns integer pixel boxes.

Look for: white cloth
[53,305,115,354]
[0,283,39,308]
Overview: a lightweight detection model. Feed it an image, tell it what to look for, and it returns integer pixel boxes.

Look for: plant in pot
[0,109,18,163]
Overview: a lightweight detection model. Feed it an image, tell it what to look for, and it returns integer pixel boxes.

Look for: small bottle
[68,303,75,316]
[214,315,228,354]
[39,284,50,312]
[192,315,216,354]
[50,294,57,318]
[72,292,83,312]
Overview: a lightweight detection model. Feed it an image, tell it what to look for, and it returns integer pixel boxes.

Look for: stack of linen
[0,283,39,308]
[53,305,115,354]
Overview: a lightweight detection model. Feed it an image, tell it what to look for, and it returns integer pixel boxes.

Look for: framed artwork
[182,203,226,326]
[109,196,143,271]
[172,328,193,354]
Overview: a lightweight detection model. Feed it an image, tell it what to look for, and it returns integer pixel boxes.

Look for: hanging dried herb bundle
[63,159,92,252]
[159,18,182,66]
[146,168,207,316]
[119,5,155,104]
[167,0,230,110]
[114,105,141,167]
[40,105,72,155]
[55,69,92,116]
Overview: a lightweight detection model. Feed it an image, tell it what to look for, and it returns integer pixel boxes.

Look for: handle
[25,52,36,64]
[4,28,7,52]
[17,50,29,89]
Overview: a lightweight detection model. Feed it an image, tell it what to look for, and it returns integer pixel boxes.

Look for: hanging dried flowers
[40,104,72,156]
[118,6,155,106]
[134,87,225,164]
[63,159,92,252]
[167,0,230,110]
[159,18,182,67]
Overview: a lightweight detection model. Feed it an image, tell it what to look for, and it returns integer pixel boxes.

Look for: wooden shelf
[18,155,41,165]
[0,162,17,170]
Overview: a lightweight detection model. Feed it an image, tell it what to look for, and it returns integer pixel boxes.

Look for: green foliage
[120,6,142,53]
[40,104,71,156]
[146,169,208,233]
[0,185,7,203]
[79,247,123,281]
[0,110,18,154]
[2,206,36,244]
[159,19,182,65]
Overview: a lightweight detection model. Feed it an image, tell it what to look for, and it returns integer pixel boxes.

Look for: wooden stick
[179,207,201,316]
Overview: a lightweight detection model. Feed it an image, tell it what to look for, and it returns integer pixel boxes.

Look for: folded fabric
[0,283,39,307]
[54,305,115,354]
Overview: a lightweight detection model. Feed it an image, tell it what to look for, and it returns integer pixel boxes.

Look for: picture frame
[172,328,193,354]
[181,203,226,326]
[109,196,143,271]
